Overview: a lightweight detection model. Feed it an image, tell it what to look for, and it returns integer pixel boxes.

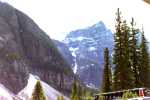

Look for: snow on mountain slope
[62,21,114,88]
[0,74,69,100]
[69,47,78,73]
[0,84,14,100]
[18,74,69,100]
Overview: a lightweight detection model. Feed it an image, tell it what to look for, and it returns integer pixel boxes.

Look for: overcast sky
[1,0,150,41]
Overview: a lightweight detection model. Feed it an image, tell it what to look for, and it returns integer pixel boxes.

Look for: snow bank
[0,84,13,100]
[18,74,69,100]
[0,74,69,100]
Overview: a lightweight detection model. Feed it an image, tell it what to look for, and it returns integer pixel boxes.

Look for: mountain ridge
[55,21,114,88]
[0,1,76,97]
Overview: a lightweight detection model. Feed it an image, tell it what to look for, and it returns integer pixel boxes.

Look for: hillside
[0,1,75,97]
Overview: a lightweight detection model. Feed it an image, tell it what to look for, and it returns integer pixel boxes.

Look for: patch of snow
[68,38,77,42]
[69,47,78,57]
[69,47,78,58]
[77,36,84,41]
[18,74,37,99]
[69,47,79,52]
[89,47,96,51]
[81,37,94,41]
[86,83,97,89]
[80,66,85,69]
[18,74,69,100]
[91,64,94,66]
[80,65,91,70]
[68,47,79,74]
[73,60,78,73]
[72,51,76,57]
[68,37,94,42]
[0,84,14,100]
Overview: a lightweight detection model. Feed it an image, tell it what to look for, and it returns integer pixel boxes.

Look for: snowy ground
[0,84,14,100]
[0,74,69,100]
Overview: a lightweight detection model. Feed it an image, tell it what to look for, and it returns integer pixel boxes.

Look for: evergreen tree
[113,8,123,90]
[78,85,84,100]
[31,81,46,100]
[121,20,135,89]
[85,91,92,100]
[57,96,60,100]
[113,8,150,90]
[101,48,112,92]
[129,18,141,87]
[57,96,64,100]
[82,88,87,99]
[70,80,78,100]
[139,28,150,87]
[113,8,134,90]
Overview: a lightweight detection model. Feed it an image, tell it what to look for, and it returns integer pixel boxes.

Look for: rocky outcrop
[0,2,74,95]
[53,40,75,69]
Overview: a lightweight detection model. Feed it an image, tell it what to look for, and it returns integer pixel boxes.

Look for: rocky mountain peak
[55,21,114,88]
[0,1,75,96]
[64,21,108,41]
[91,21,106,29]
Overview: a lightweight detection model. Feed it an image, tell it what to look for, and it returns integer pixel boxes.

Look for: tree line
[101,8,150,93]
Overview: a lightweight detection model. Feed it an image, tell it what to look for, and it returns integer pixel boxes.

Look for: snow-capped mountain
[58,21,114,88]
[0,74,69,100]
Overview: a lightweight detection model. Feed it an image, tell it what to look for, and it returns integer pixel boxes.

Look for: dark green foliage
[113,8,134,90]
[113,8,123,90]
[113,8,150,90]
[31,81,46,100]
[139,29,150,87]
[101,48,112,92]
[129,18,141,87]
[122,20,135,88]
